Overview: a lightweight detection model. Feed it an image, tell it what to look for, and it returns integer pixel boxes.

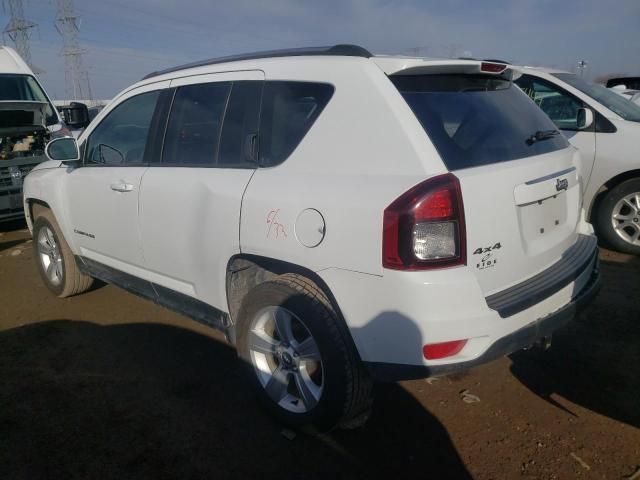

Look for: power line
[54,0,92,101]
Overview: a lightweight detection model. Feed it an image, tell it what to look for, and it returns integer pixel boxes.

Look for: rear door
[138,71,263,310]
[392,72,582,295]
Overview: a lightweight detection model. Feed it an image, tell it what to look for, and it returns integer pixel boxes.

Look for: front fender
[23,165,76,251]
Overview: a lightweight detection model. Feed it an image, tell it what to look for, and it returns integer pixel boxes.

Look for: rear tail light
[423,339,468,360]
[383,173,466,270]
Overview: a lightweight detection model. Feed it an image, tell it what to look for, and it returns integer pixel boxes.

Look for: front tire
[32,209,93,297]
[236,274,372,431]
[595,178,640,255]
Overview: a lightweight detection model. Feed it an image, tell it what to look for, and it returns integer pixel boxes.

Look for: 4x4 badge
[473,242,501,270]
[472,243,501,255]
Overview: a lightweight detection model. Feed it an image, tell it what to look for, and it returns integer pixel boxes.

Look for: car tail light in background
[423,339,468,360]
[383,173,466,270]
[480,62,507,74]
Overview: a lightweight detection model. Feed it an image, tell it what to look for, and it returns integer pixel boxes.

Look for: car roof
[0,46,33,75]
[140,44,506,84]
[606,76,640,87]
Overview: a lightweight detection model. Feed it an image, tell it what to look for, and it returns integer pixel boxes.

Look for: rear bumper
[365,257,601,381]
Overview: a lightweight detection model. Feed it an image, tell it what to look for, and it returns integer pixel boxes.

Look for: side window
[259,81,334,167]
[516,75,583,130]
[162,82,231,165]
[218,81,262,167]
[85,90,160,165]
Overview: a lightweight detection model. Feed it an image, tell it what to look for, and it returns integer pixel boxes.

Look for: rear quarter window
[259,81,334,167]
[392,74,569,171]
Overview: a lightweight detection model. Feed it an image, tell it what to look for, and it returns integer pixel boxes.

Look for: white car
[23,46,600,430]
[513,67,640,254]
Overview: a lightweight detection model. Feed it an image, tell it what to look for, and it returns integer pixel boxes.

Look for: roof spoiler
[390,61,515,81]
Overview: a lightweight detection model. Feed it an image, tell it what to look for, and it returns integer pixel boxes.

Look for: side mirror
[59,102,90,130]
[577,108,594,130]
[46,137,80,164]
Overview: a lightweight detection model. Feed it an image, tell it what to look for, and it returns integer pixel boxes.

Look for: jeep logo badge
[556,178,569,192]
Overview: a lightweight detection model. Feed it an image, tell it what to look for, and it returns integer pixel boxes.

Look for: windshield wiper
[526,129,560,146]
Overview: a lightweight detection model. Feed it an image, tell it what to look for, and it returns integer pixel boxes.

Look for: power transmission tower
[54,0,92,101]
[577,59,589,78]
[2,0,38,70]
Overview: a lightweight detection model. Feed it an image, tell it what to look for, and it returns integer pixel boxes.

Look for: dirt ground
[1,219,639,480]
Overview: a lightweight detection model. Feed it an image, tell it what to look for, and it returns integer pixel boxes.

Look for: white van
[0,46,68,222]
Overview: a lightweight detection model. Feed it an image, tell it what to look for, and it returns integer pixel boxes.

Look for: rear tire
[32,209,93,297]
[595,179,640,255]
[236,273,372,431]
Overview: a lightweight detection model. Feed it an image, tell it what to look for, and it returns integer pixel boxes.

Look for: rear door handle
[110,182,134,193]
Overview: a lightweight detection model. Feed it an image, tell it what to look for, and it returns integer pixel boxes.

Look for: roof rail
[142,44,372,81]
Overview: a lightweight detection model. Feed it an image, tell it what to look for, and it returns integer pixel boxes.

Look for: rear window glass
[392,74,569,171]
[259,81,334,167]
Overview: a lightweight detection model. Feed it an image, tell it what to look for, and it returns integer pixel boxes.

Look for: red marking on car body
[266,209,287,238]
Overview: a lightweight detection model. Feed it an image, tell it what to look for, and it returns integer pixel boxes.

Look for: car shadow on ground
[0,238,28,252]
[0,319,472,479]
[509,254,640,428]
[0,219,27,233]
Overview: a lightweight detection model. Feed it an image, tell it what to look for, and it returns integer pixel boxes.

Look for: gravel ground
[1,220,639,479]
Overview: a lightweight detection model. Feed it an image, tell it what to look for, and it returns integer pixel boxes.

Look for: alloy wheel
[37,226,64,286]
[611,192,640,246]
[248,306,324,413]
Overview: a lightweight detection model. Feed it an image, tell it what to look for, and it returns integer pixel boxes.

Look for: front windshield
[554,73,640,122]
[0,74,58,126]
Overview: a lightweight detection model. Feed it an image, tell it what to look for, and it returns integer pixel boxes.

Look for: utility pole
[577,59,588,78]
[54,0,92,102]
[2,0,39,71]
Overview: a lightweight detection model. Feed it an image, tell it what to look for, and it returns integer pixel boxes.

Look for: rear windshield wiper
[526,129,560,146]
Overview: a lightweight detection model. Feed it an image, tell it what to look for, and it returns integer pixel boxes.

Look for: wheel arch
[588,169,640,221]
[225,254,360,357]
[25,198,52,231]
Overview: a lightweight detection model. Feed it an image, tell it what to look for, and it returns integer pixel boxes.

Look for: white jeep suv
[23,45,600,430]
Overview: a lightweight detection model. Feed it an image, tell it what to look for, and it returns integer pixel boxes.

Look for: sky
[2,0,639,100]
